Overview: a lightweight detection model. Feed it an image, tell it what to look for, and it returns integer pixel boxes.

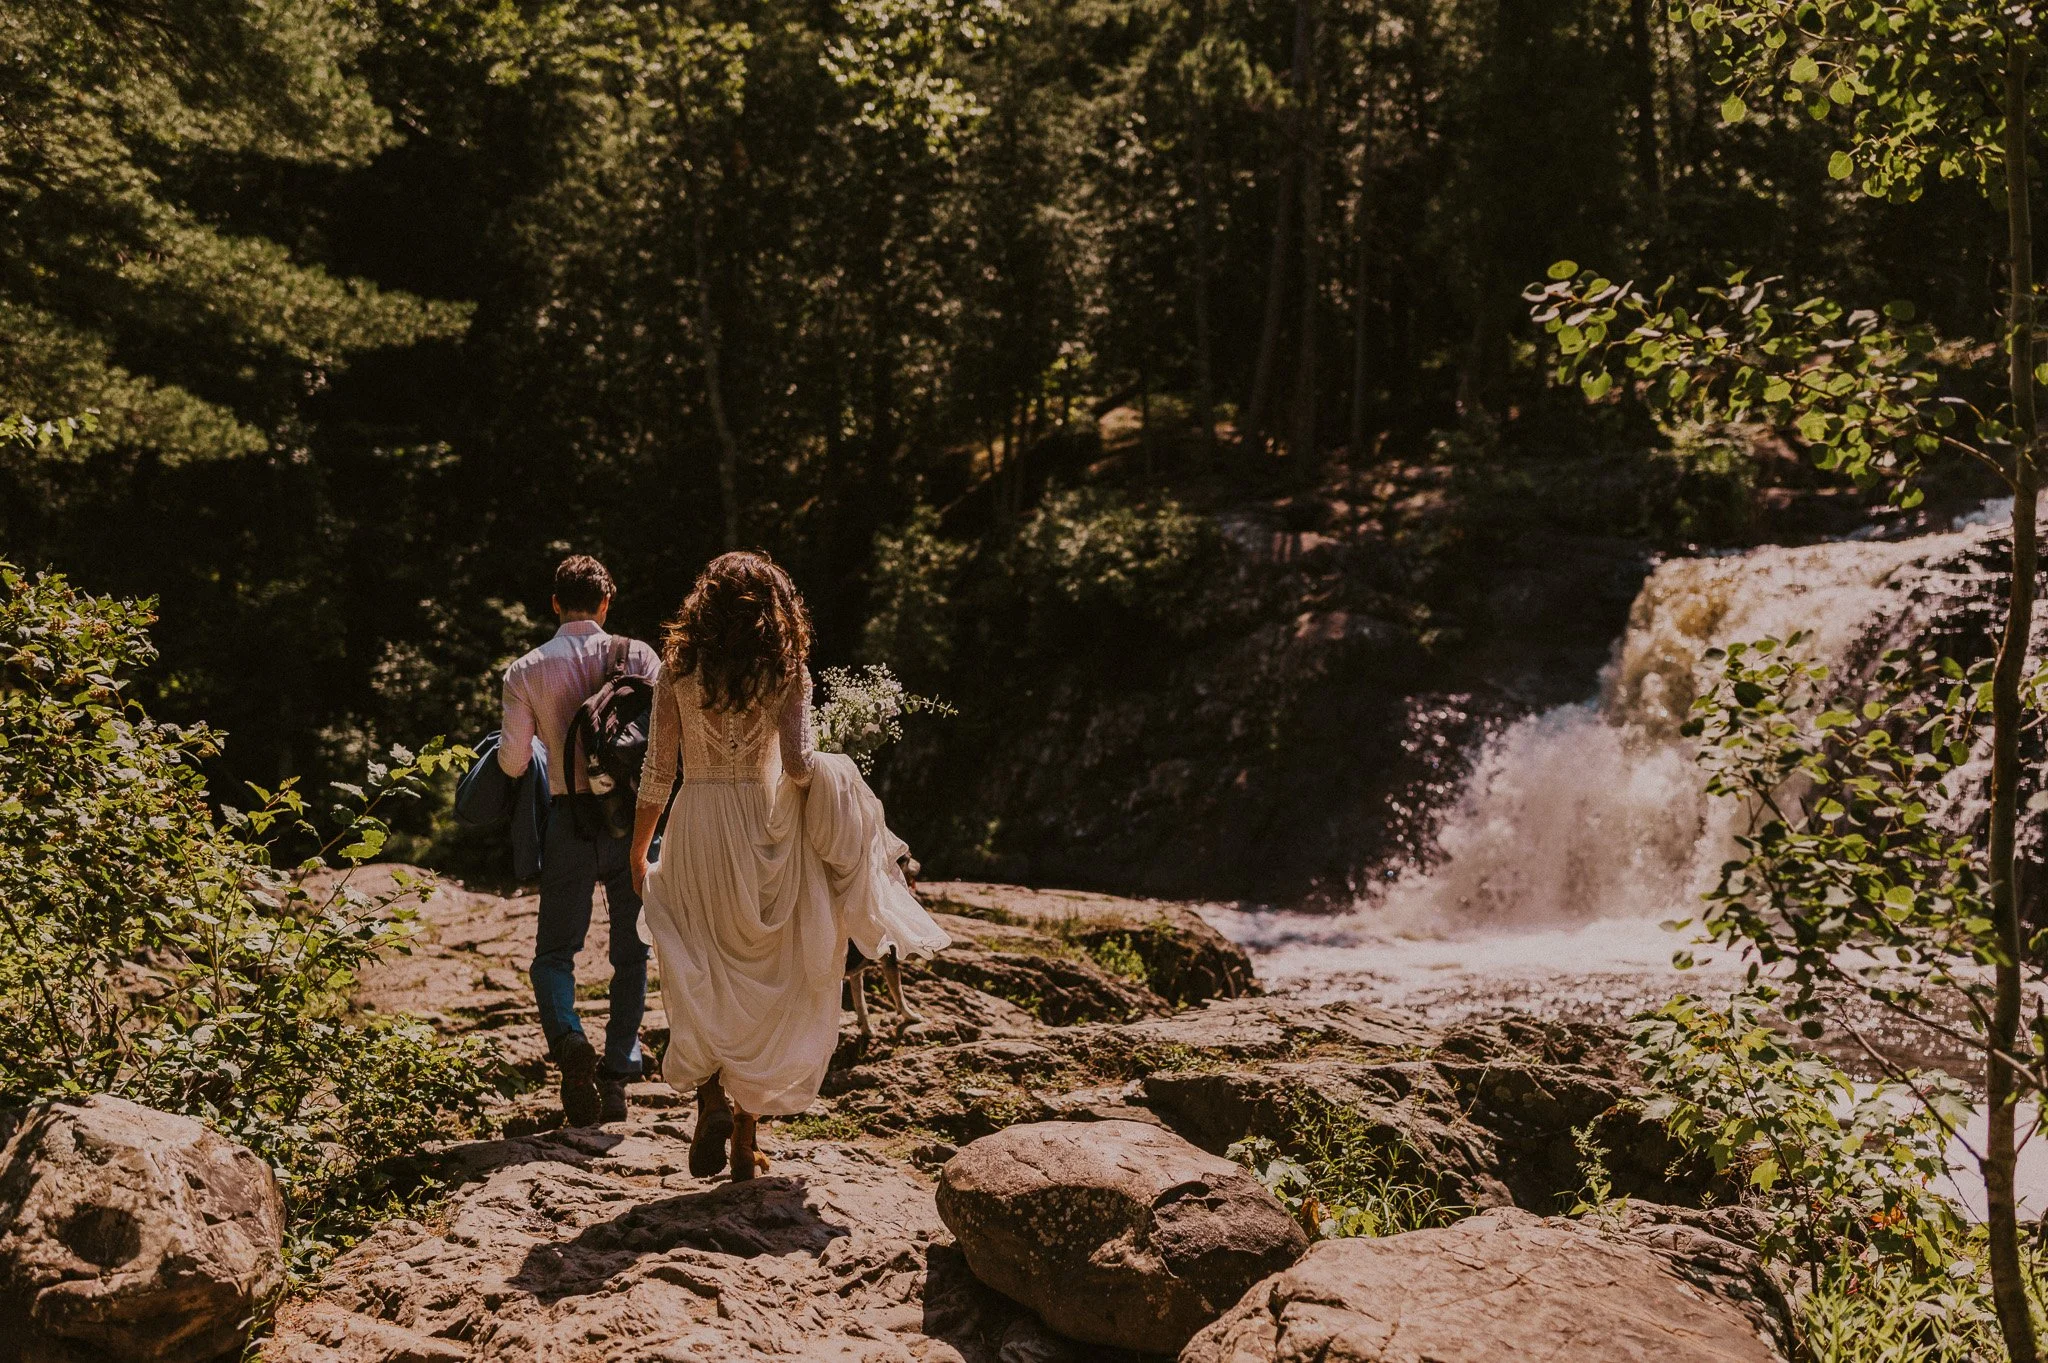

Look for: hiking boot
[599,1073,630,1124]
[557,1033,601,1128]
[689,1078,734,1178]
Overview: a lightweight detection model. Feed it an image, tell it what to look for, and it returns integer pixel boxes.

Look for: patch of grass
[974,1089,1043,1128]
[1080,1037,1236,1081]
[1086,932,1149,983]
[778,1110,867,1142]
[1232,1099,1466,1241]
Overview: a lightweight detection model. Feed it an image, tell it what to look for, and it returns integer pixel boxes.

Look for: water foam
[1205,518,2002,1004]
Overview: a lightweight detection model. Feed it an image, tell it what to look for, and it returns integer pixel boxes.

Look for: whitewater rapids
[1196,508,2048,1215]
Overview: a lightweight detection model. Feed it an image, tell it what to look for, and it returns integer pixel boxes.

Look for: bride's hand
[631,853,649,898]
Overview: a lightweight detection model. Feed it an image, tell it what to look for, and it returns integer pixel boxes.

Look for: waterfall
[1198,505,2048,1219]
[1380,532,1967,933]
[1204,514,2006,1012]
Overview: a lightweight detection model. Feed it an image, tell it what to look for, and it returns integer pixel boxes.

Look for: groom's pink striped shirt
[498,619,659,797]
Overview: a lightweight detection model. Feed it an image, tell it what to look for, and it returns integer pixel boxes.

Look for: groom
[499,554,662,1126]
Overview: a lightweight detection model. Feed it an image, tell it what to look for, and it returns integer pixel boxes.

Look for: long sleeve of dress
[637,668,679,806]
[779,667,817,787]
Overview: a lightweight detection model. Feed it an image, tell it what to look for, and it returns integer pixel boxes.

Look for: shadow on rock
[510,1175,848,1302]
[428,1127,626,1183]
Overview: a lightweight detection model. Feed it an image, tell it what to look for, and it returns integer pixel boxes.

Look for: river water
[1200,507,2048,1217]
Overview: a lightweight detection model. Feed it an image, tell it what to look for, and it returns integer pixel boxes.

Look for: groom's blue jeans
[531,810,647,1076]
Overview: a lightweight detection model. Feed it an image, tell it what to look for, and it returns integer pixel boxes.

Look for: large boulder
[1181,1208,1790,1363]
[0,1095,285,1363]
[936,1120,1309,1354]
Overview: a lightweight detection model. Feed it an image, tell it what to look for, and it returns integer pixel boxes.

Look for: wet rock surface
[1181,1207,1791,1363]
[0,1095,285,1363]
[936,1121,1307,1354]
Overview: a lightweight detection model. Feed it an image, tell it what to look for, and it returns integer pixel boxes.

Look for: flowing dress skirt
[639,752,949,1115]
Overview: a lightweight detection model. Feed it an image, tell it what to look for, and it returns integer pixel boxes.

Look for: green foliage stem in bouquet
[0,563,501,1272]
[1528,3,2048,1350]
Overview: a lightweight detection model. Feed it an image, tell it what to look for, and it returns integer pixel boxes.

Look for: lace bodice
[637,664,816,800]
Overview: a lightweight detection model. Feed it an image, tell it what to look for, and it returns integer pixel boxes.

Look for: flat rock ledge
[1182,1207,1791,1363]
[269,1118,1099,1363]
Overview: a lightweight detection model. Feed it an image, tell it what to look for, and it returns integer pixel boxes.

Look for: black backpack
[565,637,655,840]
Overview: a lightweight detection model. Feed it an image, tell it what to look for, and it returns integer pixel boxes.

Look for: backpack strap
[607,634,629,680]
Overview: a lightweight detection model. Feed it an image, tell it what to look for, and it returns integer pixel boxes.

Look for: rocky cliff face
[893,473,1658,907]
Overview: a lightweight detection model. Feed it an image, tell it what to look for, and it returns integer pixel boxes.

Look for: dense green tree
[1,0,2025,895]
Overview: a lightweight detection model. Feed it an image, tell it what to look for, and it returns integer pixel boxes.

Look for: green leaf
[1581,371,1614,400]
[1750,1157,1780,1191]
[1790,55,1820,84]
[1720,94,1748,123]
[1547,260,1579,280]
[1828,77,1854,105]
[1828,151,1854,180]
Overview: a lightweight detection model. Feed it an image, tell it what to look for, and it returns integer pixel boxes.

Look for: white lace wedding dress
[634,665,949,1115]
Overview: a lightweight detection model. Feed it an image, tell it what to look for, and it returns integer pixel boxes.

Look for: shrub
[1084,931,1148,983]
[862,505,971,677]
[1004,488,1212,639]
[0,564,500,1269]
[1633,988,1965,1279]
[1629,987,2048,1360]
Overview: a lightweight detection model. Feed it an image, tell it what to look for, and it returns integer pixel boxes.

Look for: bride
[628,550,948,1181]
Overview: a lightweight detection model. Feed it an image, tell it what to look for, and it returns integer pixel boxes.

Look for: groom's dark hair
[553,554,615,613]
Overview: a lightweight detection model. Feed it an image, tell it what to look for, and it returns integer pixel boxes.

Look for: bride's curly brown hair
[662,550,813,712]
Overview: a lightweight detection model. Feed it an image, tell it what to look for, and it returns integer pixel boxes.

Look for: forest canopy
[0,0,2011,893]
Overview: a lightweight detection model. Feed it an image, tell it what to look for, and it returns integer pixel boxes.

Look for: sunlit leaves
[1674,0,2037,201]
[1633,988,1968,1275]
[821,0,1017,155]
[1522,265,1981,503]
[0,563,495,1272]
[1677,634,2048,1101]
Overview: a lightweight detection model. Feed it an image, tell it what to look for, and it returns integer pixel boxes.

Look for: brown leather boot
[599,1072,630,1124]
[557,1033,601,1128]
[689,1077,734,1178]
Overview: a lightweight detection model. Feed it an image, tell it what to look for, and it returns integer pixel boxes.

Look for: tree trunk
[1246,0,1314,453]
[1625,0,1662,219]
[1348,20,1376,463]
[1289,0,1324,469]
[1348,129,1372,461]
[1139,370,1155,480]
[1987,38,2042,1363]
[1189,53,1218,463]
[694,206,741,550]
